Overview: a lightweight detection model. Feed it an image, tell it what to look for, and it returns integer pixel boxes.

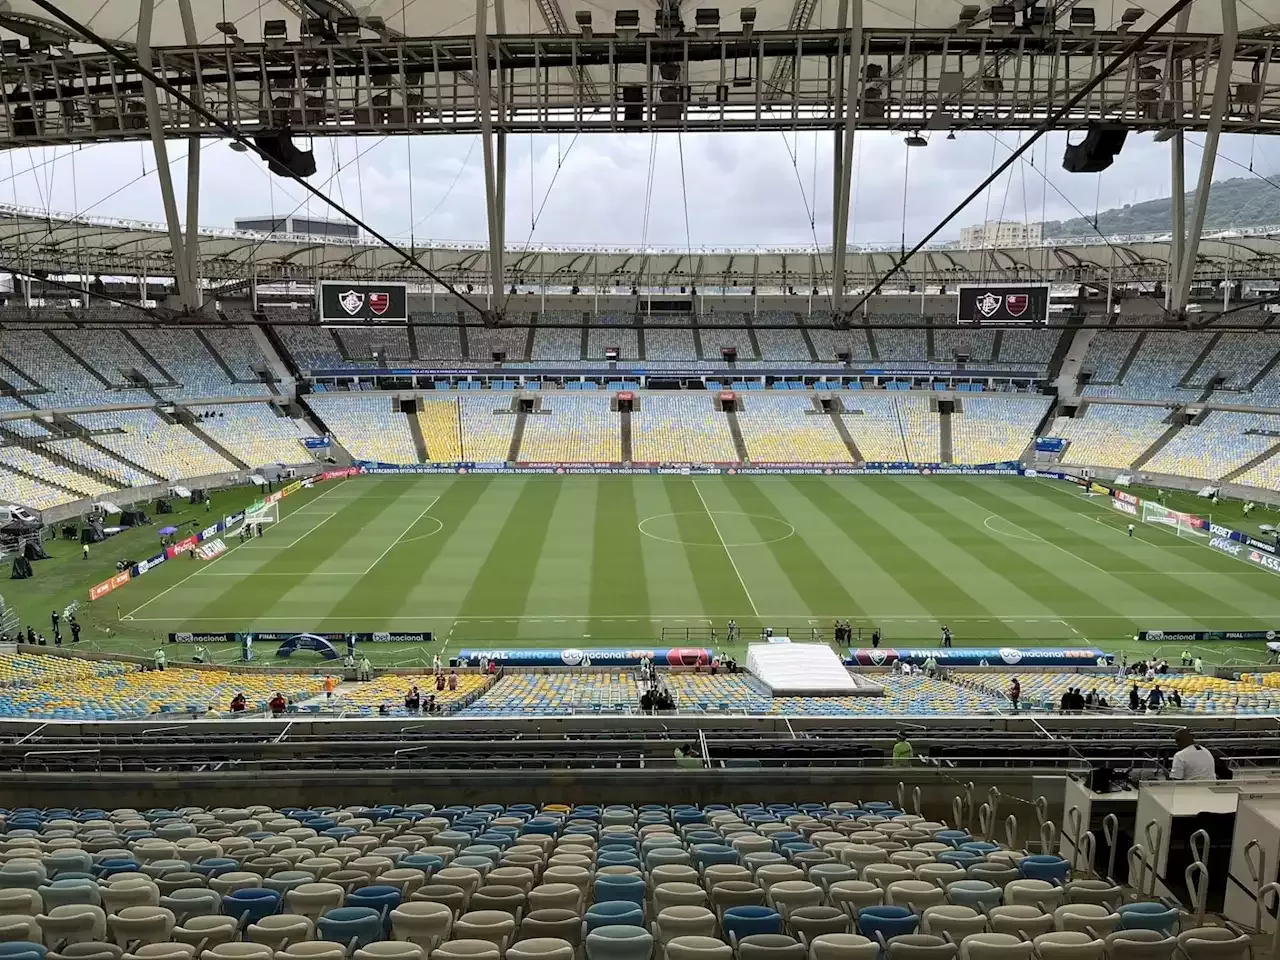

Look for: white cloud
[1,129,1276,252]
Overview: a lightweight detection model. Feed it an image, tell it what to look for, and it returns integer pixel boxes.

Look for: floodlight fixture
[615,10,641,40]
[740,7,756,36]
[956,5,981,30]
[263,19,288,46]
[695,8,720,38]
[989,4,1016,32]
[1118,6,1143,32]
[904,132,928,147]
[575,10,593,38]
[1069,7,1095,34]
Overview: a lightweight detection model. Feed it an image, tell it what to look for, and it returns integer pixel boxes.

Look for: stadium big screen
[956,284,1050,324]
[318,281,408,322]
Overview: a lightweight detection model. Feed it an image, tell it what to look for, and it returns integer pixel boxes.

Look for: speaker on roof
[252,129,318,178]
[1062,124,1128,173]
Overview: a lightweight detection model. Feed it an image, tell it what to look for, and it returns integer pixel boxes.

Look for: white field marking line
[121,478,352,619]
[1056,618,1084,638]
[692,479,759,617]
[950,489,1110,575]
[362,496,440,575]
[123,612,1280,623]
[242,512,336,550]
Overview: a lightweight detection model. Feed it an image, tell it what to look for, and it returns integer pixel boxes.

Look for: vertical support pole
[178,0,201,309]
[1167,6,1191,307]
[136,0,194,308]
[1223,266,1230,312]
[1173,0,1236,315]
[1105,253,1114,317]
[831,0,863,317]
[476,0,503,313]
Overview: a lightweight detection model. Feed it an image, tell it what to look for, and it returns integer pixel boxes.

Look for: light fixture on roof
[946,131,957,140]
[1118,6,1144,32]
[263,19,289,47]
[904,132,928,147]
[989,4,1016,32]
[740,7,756,37]
[1069,7,1095,34]
[364,16,390,40]
[215,21,244,47]
[695,8,720,38]
[615,10,641,40]
[956,5,980,31]
[228,140,249,152]
[575,10,593,38]
[335,16,361,40]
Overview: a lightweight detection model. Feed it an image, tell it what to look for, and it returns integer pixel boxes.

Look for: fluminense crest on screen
[976,291,1002,317]
[339,289,365,315]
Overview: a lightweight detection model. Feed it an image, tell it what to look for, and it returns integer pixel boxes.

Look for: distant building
[234,215,359,241]
[959,220,1043,249]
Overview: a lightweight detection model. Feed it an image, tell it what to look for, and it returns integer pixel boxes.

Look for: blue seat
[943,881,1001,912]
[1118,902,1179,935]
[0,943,45,960]
[585,901,644,931]
[346,885,402,928]
[934,830,970,848]
[594,875,645,907]
[722,906,782,941]
[857,906,918,942]
[194,858,239,879]
[937,851,983,869]
[692,844,738,869]
[94,859,141,880]
[1019,855,1070,885]
[318,906,384,948]
[222,888,281,925]
[597,851,642,869]
[401,854,444,878]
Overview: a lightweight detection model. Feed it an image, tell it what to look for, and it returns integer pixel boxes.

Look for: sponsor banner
[265,491,283,506]
[89,570,131,601]
[1088,481,1112,497]
[245,499,266,516]
[318,280,408,322]
[1245,535,1277,555]
[200,524,220,540]
[1034,437,1067,453]
[1139,629,1280,643]
[957,283,1050,324]
[457,647,713,667]
[281,480,303,497]
[133,551,168,576]
[1111,499,1138,516]
[1209,536,1243,558]
[1115,490,1140,506]
[846,647,1107,667]
[169,630,434,643]
[165,536,198,559]
[1249,549,1280,575]
[194,539,227,561]
[224,512,245,530]
[304,437,332,449]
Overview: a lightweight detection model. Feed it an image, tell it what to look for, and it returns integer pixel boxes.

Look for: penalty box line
[121,477,353,620]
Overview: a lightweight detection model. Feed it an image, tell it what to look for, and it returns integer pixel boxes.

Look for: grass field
[13,473,1280,668]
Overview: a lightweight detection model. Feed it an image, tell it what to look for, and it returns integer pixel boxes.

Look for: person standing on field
[1128,523,1135,537]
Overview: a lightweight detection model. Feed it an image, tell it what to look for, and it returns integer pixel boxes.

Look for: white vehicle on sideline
[0,505,38,525]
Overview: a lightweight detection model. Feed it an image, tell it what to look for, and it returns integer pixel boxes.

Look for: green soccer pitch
[12,474,1280,668]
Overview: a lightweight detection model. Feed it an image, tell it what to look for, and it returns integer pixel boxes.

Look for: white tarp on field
[747,643,858,696]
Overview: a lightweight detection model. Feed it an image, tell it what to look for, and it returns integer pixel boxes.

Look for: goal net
[1141,501,1209,539]
[243,501,278,538]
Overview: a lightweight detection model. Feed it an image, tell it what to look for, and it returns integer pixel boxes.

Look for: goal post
[1141,501,1208,539]
[243,500,278,537]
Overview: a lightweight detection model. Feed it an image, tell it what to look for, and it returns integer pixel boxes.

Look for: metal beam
[831,0,863,314]
[476,0,502,312]
[178,0,201,309]
[136,0,194,309]
[1167,6,1192,306]
[1173,0,1238,315]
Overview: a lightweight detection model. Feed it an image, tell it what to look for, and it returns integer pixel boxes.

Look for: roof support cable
[842,0,1196,320]
[27,0,490,320]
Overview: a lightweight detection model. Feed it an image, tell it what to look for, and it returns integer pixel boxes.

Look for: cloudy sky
[1,128,1276,249]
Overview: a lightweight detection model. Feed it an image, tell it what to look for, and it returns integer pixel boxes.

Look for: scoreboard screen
[957,284,1050,324]
[318,281,408,322]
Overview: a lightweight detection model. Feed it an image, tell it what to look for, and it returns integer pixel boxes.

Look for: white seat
[886,881,946,912]
[37,905,108,946]
[390,901,453,948]
[284,884,344,923]
[431,940,502,960]
[106,906,176,947]
[957,933,1032,960]
[921,906,987,941]
[353,944,426,960]
[987,907,1053,940]
[244,915,314,951]
[1053,905,1118,936]
[505,938,575,960]
[1031,932,1105,960]
[1174,927,1251,960]
[808,933,878,960]
[453,910,516,949]
[653,906,717,946]
[666,936,732,960]
[1101,931,1176,960]
[200,944,274,960]
[172,916,241,951]
[1003,882,1063,912]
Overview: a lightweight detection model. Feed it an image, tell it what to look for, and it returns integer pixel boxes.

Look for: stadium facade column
[1172,0,1237,316]
[831,0,864,315]
[476,0,508,312]
[178,0,202,306]
[1166,7,1191,309]
[136,0,197,309]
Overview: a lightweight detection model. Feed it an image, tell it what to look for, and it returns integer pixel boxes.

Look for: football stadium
[1,0,1280,955]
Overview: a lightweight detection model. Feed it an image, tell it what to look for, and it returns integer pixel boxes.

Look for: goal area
[1141,501,1209,539]
[244,501,278,537]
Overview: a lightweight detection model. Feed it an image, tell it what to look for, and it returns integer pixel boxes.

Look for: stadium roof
[6,201,1280,287]
[0,0,1263,49]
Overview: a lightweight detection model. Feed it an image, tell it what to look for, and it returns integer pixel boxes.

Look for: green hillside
[1041,175,1280,238]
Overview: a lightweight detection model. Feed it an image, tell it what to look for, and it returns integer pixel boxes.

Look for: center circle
[401,516,445,542]
[637,511,796,547]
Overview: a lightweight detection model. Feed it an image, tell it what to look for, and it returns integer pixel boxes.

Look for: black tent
[121,509,149,527]
[22,540,48,561]
[9,557,32,579]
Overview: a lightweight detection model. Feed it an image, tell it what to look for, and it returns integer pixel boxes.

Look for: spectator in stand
[448,670,458,692]
[435,672,446,692]
[426,694,437,714]
[1129,684,1141,711]
[1171,729,1215,780]
[1194,656,1205,675]
[1009,677,1020,713]
[674,744,702,768]
[432,654,441,675]
[153,648,166,672]
[1148,685,1164,712]
[892,731,915,767]
[323,675,336,701]
[230,693,246,713]
[405,686,420,713]
[871,627,881,649]
[1084,689,1095,708]
[269,692,286,716]
[1181,649,1193,667]
[487,658,497,675]
[1169,689,1183,709]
